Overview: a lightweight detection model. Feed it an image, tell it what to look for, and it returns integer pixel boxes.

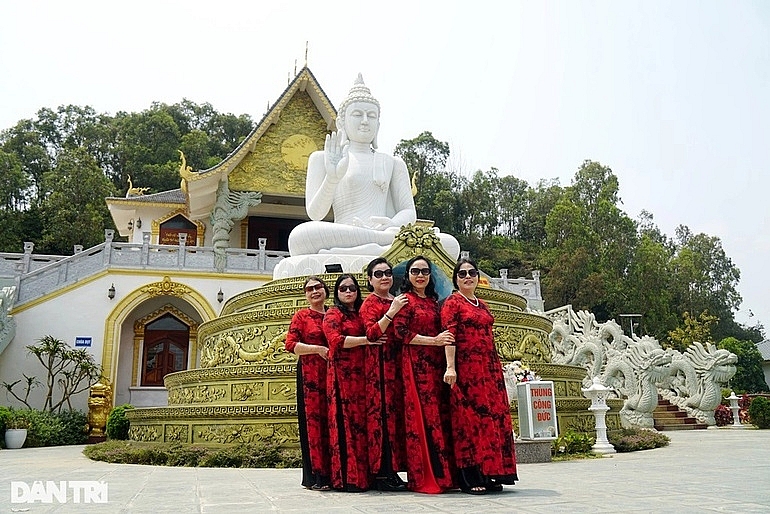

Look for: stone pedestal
[515,439,552,463]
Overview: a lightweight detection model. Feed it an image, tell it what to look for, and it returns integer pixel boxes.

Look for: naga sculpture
[601,338,671,428]
[659,341,737,425]
[547,306,739,428]
[209,179,262,272]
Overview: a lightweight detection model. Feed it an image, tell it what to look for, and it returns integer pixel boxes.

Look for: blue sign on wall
[74,337,92,347]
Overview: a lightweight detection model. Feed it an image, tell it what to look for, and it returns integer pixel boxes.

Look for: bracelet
[384,314,393,321]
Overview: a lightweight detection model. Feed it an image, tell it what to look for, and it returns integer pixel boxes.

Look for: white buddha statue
[287,74,460,258]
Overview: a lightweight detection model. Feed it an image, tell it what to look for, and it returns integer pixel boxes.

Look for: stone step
[653,396,708,431]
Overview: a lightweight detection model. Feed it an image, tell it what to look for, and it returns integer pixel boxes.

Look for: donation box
[516,381,558,440]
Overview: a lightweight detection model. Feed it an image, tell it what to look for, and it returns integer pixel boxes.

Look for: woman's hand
[389,294,408,316]
[444,367,456,387]
[316,346,329,361]
[434,330,455,346]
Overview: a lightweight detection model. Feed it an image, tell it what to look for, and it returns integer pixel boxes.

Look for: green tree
[670,226,742,341]
[666,311,718,353]
[624,234,678,339]
[39,147,117,254]
[718,337,770,393]
[394,131,467,236]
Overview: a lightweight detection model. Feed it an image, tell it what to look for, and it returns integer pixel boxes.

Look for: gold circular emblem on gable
[281,134,317,170]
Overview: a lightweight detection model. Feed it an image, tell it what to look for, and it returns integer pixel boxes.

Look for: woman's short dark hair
[303,275,329,298]
[365,257,392,292]
[333,273,363,311]
[452,257,479,290]
[399,255,438,300]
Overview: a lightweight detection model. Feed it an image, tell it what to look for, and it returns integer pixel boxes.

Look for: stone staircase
[653,397,707,431]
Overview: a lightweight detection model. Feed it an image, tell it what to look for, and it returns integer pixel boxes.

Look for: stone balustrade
[5,231,289,306]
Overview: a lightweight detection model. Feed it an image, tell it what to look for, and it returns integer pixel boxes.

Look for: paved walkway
[1,428,769,513]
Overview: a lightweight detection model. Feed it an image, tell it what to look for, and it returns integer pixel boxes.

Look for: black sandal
[461,486,487,495]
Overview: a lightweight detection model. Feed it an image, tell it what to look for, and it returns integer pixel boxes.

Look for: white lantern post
[725,391,744,429]
[582,377,616,454]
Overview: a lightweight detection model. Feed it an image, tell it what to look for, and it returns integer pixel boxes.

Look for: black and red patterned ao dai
[323,306,372,491]
[359,294,408,479]
[284,308,331,488]
[441,292,518,489]
[393,292,455,493]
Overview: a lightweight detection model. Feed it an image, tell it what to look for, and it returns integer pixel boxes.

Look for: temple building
[0,67,543,413]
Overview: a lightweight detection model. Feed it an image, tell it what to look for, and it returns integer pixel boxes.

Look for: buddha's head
[337,74,380,148]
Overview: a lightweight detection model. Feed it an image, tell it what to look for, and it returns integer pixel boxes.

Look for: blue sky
[1,1,768,333]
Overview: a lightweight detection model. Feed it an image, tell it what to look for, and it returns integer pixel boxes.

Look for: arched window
[141,314,189,386]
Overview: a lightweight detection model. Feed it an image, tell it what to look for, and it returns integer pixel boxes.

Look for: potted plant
[4,411,29,449]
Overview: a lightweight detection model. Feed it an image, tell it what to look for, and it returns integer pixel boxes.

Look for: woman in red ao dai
[392,255,455,493]
[284,276,331,490]
[442,258,518,494]
[324,273,385,491]
[359,257,409,491]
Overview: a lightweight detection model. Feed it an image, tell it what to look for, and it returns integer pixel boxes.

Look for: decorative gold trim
[106,198,184,208]
[101,279,217,404]
[164,364,297,387]
[125,404,297,420]
[150,208,205,246]
[141,276,192,297]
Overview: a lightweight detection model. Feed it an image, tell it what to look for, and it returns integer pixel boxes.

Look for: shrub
[0,405,11,431]
[608,428,670,452]
[52,410,89,445]
[748,396,770,429]
[106,404,134,440]
[83,440,302,468]
[551,430,594,456]
[24,409,63,447]
[714,404,733,426]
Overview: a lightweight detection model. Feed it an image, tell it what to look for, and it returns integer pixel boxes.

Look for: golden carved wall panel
[228,92,328,195]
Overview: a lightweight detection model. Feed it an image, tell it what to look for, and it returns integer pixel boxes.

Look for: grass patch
[83,440,302,468]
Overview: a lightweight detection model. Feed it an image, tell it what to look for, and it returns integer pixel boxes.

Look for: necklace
[460,293,479,307]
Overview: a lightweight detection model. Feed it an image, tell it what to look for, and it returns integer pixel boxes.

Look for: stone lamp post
[725,391,744,429]
[582,377,616,454]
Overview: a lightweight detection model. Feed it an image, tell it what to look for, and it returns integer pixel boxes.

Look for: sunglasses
[304,283,325,293]
[409,267,431,276]
[457,269,479,279]
[338,284,358,293]
[372,269,393,278]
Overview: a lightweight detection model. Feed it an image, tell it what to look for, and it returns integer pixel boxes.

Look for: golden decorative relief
[128,425,161,442]
[281,134,317,170]
[232,382,267,402]
[163,364,296,388]
[167,385,227,405]
[165,425,189,443]
[229,92,328,194]
[193,422,298,445]
[493,326,551,362]
[141,276,191,298]
[269,382,296,401]
[200,326,293,368]
[126,404,297,421]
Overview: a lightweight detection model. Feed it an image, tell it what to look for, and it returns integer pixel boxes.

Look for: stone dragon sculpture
[210,179,262,272]
[601,338,671,428]
[659,341,737,425]
[546,306,738,428]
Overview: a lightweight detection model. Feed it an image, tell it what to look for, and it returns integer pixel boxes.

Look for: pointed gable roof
[181,67,337,220]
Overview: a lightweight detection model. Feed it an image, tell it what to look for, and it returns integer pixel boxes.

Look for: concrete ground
[1,428,768,513]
